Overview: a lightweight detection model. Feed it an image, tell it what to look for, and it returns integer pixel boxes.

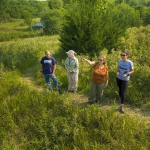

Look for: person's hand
[116,72,119,76]
[52,73,55,77]
[82,57,86,61]
[104,82,108,88]
[122,74,127,78]
[67,70,72,73]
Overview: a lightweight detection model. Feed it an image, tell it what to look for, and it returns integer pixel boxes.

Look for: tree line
[1,0,150,54]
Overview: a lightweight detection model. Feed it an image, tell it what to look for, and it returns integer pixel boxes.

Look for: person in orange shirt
[82,55,108,104]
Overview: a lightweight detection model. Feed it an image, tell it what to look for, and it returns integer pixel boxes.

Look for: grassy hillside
[0,22,150,149]
[0,19,43,42]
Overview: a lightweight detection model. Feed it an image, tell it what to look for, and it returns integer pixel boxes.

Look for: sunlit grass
[0,23,150,149]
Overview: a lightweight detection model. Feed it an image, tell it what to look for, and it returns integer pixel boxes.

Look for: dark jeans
[116,77,128,104]
[43,74,58,90]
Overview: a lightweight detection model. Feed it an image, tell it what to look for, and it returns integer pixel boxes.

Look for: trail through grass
[20,63,44,92]
[21,64,150,125]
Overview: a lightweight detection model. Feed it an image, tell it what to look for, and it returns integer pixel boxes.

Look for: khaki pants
[67,72,78,92]
[88,81,105,102]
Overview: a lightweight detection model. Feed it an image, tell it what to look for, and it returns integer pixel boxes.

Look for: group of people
[40,49,134,113]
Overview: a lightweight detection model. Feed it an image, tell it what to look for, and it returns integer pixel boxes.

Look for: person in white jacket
[65,50,79,93]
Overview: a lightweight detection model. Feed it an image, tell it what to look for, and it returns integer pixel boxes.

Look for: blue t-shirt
[40,56,56,74]
[117,59,134,81]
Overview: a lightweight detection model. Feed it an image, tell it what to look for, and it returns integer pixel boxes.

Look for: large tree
[60,0,108,56]
[60,0,142,55]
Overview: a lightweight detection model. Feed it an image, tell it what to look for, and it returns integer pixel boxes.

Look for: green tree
[48,0,63,9]
[0,0,10,23]
[103,3,142,51]
[41,9,65,35]
[60,0,142,55]
[23,10,33,31]
[144,7,150,25]
[60,0,108,56]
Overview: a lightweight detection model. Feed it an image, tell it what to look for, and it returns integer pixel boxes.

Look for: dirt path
[20,76,44,92]
[20,65,150,124]
[73,94,150,123]
[20,64,44,92]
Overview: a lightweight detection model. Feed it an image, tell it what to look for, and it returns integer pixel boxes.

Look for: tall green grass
[0,25,150,149]
[0,19,44,42]
[0,72,149,149]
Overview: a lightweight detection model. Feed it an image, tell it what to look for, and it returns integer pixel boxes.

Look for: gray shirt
[65,57,79,73]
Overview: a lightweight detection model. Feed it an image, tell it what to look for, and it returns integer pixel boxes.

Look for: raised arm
[82,57,95,66]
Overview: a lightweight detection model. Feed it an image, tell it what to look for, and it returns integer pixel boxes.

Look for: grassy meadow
[0,18,43,42]
[0,21,150,150]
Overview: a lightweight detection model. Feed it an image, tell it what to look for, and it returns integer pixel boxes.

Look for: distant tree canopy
[41,9,65,35]
[3,0,49,21]
[48,0,64,9]
[59,0,142,55]
[115,0,150,25]
[102,3,142,50]
[0,0,10,23]
[0,0,150,54]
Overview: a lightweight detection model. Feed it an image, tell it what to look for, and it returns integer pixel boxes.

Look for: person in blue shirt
[40,50,62,93]
[116,50,134,113]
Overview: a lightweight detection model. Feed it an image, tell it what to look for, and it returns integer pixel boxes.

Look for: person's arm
[124,69,134,77]
[65,58,68,70]
[116,66,120,76]
[40,59,43,76]
[82,57,95,66]
[104,67,109,88]
[65,58,71,73]
[72,58,79,72]
[106,71,109,84]
[52,64,56,77]
[123,62,134,77]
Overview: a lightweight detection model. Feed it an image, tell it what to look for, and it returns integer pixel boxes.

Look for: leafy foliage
[0,20,44,42]
[48,0,64,9]
[0,0,10,23]
[41,9,65,35]
[102,3,142,50]
[59,0,142,56]
[0,71,149,149]
[60,0,108,56]
[1,20,150,149]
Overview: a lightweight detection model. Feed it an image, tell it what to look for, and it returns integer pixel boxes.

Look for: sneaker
[96,100,100,104]
[87,101,94,105]
[48,86,53,91]
[49,88,53,91]
[58,89,62,94]
[119,106,124,114]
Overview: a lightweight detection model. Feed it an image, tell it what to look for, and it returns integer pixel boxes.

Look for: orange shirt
[91,62,108,84]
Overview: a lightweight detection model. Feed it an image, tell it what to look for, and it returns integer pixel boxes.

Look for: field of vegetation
[0,21,150,149]
[0,18,43,42]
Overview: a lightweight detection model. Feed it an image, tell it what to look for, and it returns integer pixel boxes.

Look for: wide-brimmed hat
[66,50,76,55]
